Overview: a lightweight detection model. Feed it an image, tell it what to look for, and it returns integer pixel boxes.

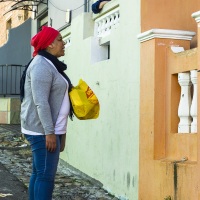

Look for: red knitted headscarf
[31,26,59,57]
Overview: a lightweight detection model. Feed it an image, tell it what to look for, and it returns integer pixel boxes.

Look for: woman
[21,26,73,200]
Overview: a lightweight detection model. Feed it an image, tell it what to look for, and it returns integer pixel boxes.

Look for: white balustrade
[190,70,198,133]
[95,7,120,37]
[177,70,198,133]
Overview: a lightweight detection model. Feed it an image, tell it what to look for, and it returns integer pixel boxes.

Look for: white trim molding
[192,11,200,23]
[137,29,196,43]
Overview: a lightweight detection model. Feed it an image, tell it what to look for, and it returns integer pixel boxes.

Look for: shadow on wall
[0,18,32,66]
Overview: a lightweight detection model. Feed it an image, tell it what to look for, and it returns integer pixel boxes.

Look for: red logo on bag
[86,86,94,98]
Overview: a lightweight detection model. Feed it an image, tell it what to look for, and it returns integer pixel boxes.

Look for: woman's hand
[60,134,66,152]
[46,134,57,152]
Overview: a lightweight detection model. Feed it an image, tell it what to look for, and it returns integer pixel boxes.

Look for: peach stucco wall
[141,0,200,32]
[139,2,200,199]
[139,35,200,199]
[141,0,200,48]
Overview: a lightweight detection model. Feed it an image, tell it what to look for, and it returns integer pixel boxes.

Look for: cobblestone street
[0,125,118,200]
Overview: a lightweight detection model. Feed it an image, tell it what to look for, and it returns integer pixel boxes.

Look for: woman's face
[50,33,65,57]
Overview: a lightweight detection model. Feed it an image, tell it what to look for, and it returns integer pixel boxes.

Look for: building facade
[138,1,200,199]
[59,1,140,199]
[0,1,32,124]
[38,0,140,199]
[0,1,31,46]
[1,0,200,199]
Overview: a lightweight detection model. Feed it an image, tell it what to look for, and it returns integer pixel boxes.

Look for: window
[24,9,29,21]
[6,18,12,39]
[38,14,48,31]
[6,18,12,30]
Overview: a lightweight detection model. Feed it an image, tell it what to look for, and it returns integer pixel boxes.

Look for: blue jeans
[24,134,61,200]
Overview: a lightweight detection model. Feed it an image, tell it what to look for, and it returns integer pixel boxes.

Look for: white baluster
[117,11,120,24]
[104,17,108,34]
[101,19,106,37]
[190,70,198,133]
[110,14,115,29]
[114,12,120,27]
[105,17,111,36]
[178,72,192,133]
[97,21,102,37]
[64,36,71,48]
[68,38,71,45]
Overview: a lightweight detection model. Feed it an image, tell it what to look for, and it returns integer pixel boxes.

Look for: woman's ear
[46,43,54,53]
[48,43,54,49]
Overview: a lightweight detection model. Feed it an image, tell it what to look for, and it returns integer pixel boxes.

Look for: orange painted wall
[139,36,200,199]
[141,0,200,32]
[139,1,200,199]
[141,0,200,48]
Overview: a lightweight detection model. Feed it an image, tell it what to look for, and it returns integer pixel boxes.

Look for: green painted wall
[60,0,140,199]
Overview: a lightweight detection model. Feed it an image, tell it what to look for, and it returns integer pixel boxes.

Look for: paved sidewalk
[0,125,118,200]
[0,162,28,200]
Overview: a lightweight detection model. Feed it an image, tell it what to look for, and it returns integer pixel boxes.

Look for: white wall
[56,0,140,199]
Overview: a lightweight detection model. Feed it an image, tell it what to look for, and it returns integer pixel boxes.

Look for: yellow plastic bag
[69,79,100,120]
